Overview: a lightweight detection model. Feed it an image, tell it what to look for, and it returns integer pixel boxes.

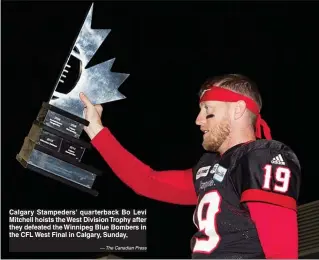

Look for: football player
[80,74,300,258]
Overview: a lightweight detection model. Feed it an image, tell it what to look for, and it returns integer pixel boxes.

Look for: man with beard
[80,74,300,259]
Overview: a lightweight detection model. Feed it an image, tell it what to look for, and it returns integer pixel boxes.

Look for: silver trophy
[16,3,129,196]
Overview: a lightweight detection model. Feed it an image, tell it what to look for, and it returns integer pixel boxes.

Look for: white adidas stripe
[271,154,285,165]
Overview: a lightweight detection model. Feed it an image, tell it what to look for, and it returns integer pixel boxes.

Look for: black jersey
[190,139,301,259]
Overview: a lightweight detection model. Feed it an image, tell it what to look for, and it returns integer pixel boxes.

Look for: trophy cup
[16,3,129,196]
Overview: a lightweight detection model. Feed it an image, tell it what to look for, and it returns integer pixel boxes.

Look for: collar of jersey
[220,140,254,157]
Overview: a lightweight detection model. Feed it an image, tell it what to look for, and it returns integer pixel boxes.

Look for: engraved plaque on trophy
[16,3,129,196]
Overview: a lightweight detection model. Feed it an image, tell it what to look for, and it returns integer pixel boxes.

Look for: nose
[195,112,205,126]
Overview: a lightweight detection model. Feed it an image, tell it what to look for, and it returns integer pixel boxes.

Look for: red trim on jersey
[247,202,298,259]
[241,189,296,211]
[91,127,197,205]
[200,87,272,140]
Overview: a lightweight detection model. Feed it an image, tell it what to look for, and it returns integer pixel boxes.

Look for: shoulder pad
[243,139,300,170]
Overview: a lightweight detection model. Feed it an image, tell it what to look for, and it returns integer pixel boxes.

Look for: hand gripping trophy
[16,3,129,196]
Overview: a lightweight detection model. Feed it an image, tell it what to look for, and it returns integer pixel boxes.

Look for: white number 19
[262,165,291,193]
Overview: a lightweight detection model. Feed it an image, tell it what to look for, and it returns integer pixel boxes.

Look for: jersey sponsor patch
[212,164,227,182]
[196,166,211,179]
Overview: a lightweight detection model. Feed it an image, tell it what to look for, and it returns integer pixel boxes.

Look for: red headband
[200,87,272,140]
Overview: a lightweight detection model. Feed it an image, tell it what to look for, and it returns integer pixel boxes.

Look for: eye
[203,105,215,119]
[204,105,210,113]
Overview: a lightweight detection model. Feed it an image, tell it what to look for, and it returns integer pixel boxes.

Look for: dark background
[2,1,319,258]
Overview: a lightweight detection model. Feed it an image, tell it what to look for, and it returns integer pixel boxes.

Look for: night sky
[3,1,319,258]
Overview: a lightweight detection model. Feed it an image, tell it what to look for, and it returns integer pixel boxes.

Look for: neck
[217,126,256,155]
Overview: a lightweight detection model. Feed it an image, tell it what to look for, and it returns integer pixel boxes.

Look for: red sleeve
[247,202,298,259]
[91,127,197,205]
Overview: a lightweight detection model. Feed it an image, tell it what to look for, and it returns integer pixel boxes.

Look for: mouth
[201,130,209,136]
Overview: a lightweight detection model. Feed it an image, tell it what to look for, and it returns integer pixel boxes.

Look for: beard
[202,118,230,152]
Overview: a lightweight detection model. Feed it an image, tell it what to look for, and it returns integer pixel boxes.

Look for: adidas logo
[271,154,285,165]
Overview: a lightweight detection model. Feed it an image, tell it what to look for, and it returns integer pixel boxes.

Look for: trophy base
[16,102,102,196]
[16,142,101,196]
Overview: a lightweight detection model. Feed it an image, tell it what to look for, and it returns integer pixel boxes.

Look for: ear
[234,100,247,120]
